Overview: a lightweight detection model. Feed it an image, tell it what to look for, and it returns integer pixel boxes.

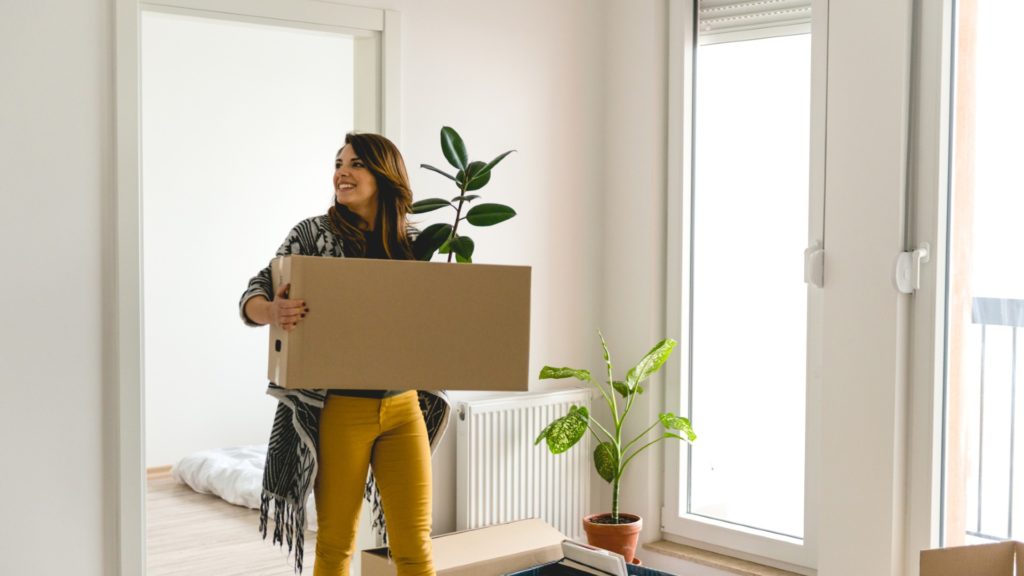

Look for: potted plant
[535,332,697,564]
[411,126,516,262]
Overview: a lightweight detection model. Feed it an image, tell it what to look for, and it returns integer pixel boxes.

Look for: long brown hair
[328,132,415,260]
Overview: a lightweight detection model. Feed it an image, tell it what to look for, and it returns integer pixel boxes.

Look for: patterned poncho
[239,215,451,573]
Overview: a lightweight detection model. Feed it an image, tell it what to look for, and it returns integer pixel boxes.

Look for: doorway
[117,1,399,573]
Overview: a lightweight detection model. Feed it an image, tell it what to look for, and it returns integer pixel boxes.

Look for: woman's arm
[243,284,306,331]
[239,220,313,328]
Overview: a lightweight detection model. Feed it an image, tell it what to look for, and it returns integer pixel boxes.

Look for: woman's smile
[334,144,379,223]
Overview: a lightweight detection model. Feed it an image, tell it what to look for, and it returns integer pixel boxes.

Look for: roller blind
[698,0,812,45]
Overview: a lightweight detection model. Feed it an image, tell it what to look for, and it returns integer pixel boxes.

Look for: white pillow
[171,444,318,531]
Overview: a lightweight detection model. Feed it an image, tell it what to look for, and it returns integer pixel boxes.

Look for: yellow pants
[313,391,434,576]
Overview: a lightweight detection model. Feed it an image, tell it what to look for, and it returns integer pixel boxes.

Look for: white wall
[1,0,930,574]
[600,0,669,550]
[1,0,605,574]
[0,1,117,575]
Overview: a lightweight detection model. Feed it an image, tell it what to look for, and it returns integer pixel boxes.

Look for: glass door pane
[688,32,811,539]
[943,0,1024,546]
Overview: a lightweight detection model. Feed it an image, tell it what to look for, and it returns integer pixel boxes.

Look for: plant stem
[622,419,661,455]
[587,375,614,412]
[600,332,620,429]
[448,179,470,262]
[589,419,616,444]
[612,474,621,521]
[619,435,670,476]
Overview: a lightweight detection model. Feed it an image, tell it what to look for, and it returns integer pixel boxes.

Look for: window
[942,0,1024,547]
[689,32,810,540]
[664,0,820,569]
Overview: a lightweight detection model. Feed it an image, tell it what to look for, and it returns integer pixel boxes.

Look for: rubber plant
[411,126,516,262]
[535,332,697,524]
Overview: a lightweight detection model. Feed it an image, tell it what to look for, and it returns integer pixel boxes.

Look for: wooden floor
[147,472,319,575]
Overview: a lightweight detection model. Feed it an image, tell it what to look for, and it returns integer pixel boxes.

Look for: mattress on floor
[171,444,319,531]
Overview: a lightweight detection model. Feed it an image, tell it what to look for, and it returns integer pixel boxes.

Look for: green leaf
[467,150,515,187]
[537,406,590,454]
[438,237,452,254]
[411,198,454,214]
[659,412,696,442]
[450,236,475,263]
[440,126,468,171]
[612,380,628,398]
[411,223,452,261]
[534,420,557,445]
[456,161,491,191]
[612,380,643,398]
[539,366,591,382]
[599,331,613,381]
[664,432,695,442]
[421,163,456,181]
[593,442,618,483]
[625,338,677,390]
[451,194,481,204]
[466,203,516,226]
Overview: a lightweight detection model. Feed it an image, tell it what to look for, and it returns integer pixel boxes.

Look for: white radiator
[455,388,592,540]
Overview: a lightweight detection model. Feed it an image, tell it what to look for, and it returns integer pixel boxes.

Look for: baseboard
[147,465,172,479]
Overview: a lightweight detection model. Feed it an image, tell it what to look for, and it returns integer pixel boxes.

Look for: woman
[239,133,450,576]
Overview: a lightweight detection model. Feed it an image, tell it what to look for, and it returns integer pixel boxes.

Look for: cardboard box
[920,541,1024,576]
[361,518,564,576]
[268,255,531,391]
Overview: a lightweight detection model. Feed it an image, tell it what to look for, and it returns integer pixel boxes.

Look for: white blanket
[171,444,318,531]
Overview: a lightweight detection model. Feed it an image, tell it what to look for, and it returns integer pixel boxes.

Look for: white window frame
[664,0,955,573]
[662,0,826,571]
[114,1,400,573]
[906,0,955,573]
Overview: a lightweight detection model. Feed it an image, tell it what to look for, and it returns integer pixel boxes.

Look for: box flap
[920,541,1014,576]
[361,518,564,576]
[432,518,564,574]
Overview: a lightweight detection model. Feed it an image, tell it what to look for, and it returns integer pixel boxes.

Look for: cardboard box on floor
[361,518,564,576]
[268,255,531,391]
[920,541,1024,576]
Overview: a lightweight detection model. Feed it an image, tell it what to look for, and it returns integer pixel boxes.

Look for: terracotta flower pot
[582,512,643,564]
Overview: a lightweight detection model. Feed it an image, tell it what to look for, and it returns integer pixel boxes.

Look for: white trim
[142,0,384,30]
[354,34,382,132]
[904,0,955,574]
[802,0,827,568]
[115,1,144,574]
[663,0,825,570]
[382,10,402,143]
[115,2,398,573]
[663,0,693,554]
[660,531,814,576]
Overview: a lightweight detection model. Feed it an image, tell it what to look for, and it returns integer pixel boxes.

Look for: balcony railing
[967,297,1024,541]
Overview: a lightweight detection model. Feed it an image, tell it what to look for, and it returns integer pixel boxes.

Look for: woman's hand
[270,284,308,332]
[245,284,308,331]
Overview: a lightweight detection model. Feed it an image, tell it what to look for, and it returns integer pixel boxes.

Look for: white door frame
[114,1,400,572]
[661,0,826,570]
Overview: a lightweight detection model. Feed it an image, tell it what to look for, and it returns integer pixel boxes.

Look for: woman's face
[334,145,378,219]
